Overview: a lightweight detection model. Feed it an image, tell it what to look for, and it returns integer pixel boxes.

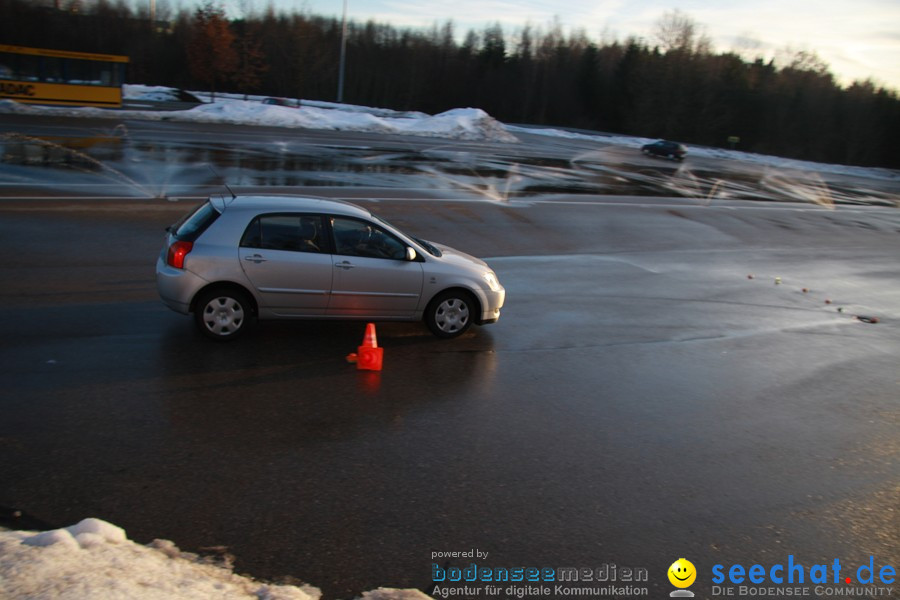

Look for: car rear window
[241,214,329,253]
[169,201,220,242]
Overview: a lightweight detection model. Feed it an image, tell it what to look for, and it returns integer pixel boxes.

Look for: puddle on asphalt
[1,133,124,170]
[1,131,896,205]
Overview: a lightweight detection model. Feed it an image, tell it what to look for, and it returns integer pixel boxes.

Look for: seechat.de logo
[668,558,696,598]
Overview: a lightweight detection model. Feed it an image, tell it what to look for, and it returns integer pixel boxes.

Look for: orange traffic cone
[356,323,383,371]
[363,322,378,348]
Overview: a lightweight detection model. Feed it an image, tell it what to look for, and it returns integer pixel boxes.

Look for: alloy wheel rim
[435,298,469,333]
[202,297,244,336]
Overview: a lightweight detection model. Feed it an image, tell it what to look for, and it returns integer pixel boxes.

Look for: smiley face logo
[668,558,697,588]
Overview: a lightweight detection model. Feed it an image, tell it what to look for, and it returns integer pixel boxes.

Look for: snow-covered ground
[0,84,895,183]
[0,518,429,600]
[0,84,518,143]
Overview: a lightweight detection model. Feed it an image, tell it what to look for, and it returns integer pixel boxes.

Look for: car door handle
[244,254,267,263]
[335,261,355,269]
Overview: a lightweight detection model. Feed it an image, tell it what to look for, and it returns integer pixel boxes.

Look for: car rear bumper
[156,256,205,314]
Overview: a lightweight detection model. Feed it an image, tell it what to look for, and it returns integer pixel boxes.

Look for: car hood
[430,242,490,271]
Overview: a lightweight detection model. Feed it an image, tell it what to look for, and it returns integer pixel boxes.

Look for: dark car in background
[641,140,687,161]
[262,97,298,108]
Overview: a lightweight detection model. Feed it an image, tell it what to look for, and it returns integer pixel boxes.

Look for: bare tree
[777,46,830,75]
[187,1,238,100]
[654,9,711,54]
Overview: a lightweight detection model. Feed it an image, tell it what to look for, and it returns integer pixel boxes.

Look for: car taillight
[166,241,193,269]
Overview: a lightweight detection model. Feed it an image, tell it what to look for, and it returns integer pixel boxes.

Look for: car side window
[240,215,327,253]
[331,217,408,260]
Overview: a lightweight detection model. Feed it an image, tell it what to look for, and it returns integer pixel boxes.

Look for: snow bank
[124,84,187,102]
[177,101,516,141]
[176,89,429,119]
[402,108,518,142]
[0,518,430,600]
[0,88,520,143]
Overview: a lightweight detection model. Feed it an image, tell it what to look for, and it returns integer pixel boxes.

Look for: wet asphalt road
[1,115,899,599]
[1,195,898,599]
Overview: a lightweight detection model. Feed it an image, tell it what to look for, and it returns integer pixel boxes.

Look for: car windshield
[370,214,442,257]
[414,237,442,257]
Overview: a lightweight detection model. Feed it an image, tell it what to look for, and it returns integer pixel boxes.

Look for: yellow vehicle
[0,44,128,108]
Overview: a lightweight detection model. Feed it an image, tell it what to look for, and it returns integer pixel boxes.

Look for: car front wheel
[425,290,476,338]
[194,288,254,341]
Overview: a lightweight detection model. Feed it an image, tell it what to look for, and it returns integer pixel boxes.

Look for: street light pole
[337,0,347,103]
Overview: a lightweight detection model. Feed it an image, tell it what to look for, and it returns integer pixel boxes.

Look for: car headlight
[482,271,501,292]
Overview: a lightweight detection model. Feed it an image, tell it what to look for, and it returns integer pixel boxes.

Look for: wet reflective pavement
[0,115,898,599]
[1,114,897,205]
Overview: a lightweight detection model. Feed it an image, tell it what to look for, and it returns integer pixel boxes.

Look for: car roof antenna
[207,164,237,199]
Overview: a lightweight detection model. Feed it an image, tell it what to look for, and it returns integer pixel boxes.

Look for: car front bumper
[477,286,505,325]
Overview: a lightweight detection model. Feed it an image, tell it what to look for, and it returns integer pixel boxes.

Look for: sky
[209,0,900,91]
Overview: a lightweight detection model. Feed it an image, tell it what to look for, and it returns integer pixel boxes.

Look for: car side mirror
[405,246,417,261]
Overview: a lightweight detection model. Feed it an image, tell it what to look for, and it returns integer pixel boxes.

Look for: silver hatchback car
[156,196,505,340]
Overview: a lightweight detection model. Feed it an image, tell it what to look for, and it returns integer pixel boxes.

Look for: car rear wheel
[194,288,254,341]
[425,290,476,338]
